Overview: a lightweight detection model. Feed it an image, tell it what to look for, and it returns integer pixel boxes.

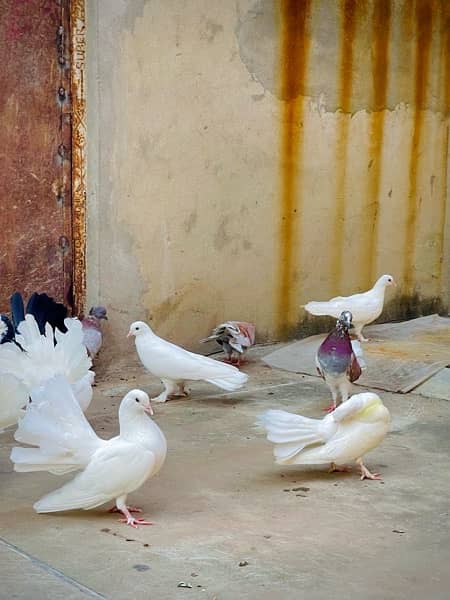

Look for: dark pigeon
[315,310,366,412]
[1,292,68,349]
[11,291,68,335]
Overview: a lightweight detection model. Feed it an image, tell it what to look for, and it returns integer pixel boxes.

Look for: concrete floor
[1,343,449,600]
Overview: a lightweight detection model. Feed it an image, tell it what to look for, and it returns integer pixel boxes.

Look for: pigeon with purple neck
[316,310,366,413]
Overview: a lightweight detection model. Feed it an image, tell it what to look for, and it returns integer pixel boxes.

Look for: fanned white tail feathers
[257,410,325,464]
[0,315,94,411]
[0,374,29,431]
[11,376,103,475]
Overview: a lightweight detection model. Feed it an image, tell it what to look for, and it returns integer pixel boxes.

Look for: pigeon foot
[171,390,190,398]
[322,404,337,413]
[152,393,169,403]
[329,463,352,473]
[357,458,381,480]
[118,506,153,528]
[119,516,154,528]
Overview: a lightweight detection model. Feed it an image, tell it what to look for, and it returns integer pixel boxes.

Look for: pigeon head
[338,311,353,329]
[376,274,396,288]
[89,306,108,320]
[120,389,154,417]
[127,321,151,338]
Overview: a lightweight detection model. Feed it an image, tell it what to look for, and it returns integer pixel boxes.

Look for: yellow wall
[87,0,450,351]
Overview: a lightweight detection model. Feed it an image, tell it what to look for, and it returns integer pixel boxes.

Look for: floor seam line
[0,536,109,600]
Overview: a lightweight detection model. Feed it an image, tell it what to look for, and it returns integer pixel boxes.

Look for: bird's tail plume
[257,409,324,464]
[11,376,101,474]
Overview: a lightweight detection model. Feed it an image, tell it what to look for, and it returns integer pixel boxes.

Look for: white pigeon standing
[258,392,390,480]
[304,274,396,341]
[0,315,94,430]
[128,321,249,402]
[11,376,167,528]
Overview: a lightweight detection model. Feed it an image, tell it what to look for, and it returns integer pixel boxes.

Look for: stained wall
[86,0,450,350]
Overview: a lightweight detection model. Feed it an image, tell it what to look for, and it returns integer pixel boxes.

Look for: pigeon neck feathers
[317,320,353,364]
[118,395,161,446]
[82,316,102,331]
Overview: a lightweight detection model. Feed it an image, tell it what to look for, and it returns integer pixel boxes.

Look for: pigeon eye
[135,398,140,403]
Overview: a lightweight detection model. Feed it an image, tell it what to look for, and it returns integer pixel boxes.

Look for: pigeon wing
[33,441,156,513]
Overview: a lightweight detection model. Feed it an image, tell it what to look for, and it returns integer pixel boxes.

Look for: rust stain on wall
[366,0,391,285]
[330,0,359,291]
[436,4,450,293]
[276,0,311,337]
[403,0,433,292]
[437,124,449,289]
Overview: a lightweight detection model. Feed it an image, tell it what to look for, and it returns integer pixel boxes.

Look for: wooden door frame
[70,0,86,315]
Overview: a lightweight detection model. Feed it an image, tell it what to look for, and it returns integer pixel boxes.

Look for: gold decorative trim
[70,0,86,315]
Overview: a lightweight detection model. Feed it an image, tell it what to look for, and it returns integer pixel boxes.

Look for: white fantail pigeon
[201,321,256,366]
[11,376,167,528]
[81,306,108,359]
[0,314,94,430]
[258,392,390,481]
[128,321,249,402]
[304,275,396,342]
[316,311,366,412]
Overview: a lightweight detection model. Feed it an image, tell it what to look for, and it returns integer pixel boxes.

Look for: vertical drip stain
[365,1,391,285]
[437,125,449,288]
[276,0,311,336]
[437,4,450,293]
[403,0,433,291]
[331,0,358,290]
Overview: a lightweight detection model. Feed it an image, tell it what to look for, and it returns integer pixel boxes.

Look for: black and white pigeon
[1,291,67,346]
[0,315,15,345]
[316,311,366,413]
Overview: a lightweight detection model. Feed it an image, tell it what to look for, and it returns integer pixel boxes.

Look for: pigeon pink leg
[329,462,352,473]
[115,497,153,528]
[357,458,381,480]
[108,505,142,514]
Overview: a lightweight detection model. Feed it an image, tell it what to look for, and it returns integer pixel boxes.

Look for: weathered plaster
[86,0,449,351]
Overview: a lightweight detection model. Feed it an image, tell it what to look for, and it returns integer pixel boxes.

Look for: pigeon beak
[144,404,154,416]
[126,331,133,338]
[392,279,397,287]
